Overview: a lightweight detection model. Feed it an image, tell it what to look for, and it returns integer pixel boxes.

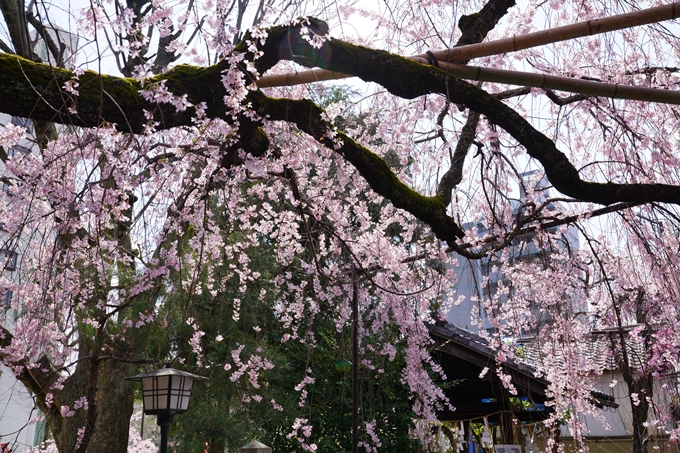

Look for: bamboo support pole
[420,2,680,63]
[256,68,352,87]
[255,3,680,104]
[414,57,680,105]
[257,58,680,104]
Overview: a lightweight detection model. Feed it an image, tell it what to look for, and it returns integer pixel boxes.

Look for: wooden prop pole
[416,57,680,105]
[257,58,680,105]
[256,69,351,88]
[421,2,680,63]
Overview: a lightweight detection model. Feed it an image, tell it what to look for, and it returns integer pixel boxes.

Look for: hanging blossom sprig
[287,417,317,452]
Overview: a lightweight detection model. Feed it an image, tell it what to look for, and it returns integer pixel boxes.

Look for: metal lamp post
[126,364,208,453]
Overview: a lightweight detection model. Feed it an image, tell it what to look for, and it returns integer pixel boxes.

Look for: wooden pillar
[500,411,514,444]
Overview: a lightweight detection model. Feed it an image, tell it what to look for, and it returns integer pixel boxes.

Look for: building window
[10,116,33,130]
[1,289,12,307]
[0,249,18,271]
[8,145,30,158]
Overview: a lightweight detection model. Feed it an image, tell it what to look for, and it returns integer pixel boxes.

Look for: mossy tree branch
[250,23,680,207]
[0,52,234,133]
[1,19,680,247]
[0,47,467,243]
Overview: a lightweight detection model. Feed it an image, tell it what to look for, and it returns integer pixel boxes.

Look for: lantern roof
[239,440,272,453]
[124,365,209,382]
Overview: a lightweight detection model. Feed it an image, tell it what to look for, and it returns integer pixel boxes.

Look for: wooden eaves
[429,323,619,424]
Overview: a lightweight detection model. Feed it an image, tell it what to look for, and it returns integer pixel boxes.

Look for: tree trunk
[47,349,136,453]
[612,290,654,453]
[0,329,130,453]
[83,358,136,453]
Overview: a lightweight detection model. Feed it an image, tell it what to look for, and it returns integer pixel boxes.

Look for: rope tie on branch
[426,51,440,68]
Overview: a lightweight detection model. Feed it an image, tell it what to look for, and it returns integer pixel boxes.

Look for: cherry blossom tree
[1,0,680,452]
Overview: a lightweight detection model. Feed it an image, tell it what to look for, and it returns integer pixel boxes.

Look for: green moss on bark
[0,54,230,133]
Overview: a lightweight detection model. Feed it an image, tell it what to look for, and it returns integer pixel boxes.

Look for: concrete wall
[0,365,37,452]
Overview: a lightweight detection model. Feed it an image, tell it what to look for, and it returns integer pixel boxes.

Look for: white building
[0,114,40,452]
[0,368,40,452]
[446,171,580,335]
[0,26,77,451]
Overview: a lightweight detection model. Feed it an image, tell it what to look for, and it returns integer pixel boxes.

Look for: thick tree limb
[454,0,516,51]
[0,50,463,242]
[1,20,680,247]
[248,23,680,207]
[0,52,224,132]
[0,0,32,58]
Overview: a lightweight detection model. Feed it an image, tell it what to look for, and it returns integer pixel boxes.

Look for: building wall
[559,372,631,438]
[445,256,489,332]
[0,113,40,452]
[561,370,678,439]
[0,366,37,452]
[445,221,580,335]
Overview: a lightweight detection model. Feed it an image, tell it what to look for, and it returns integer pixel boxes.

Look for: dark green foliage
[155,256,420,452]
[149,235,280,452]
[139,184,421,452]
[258,308,419,452]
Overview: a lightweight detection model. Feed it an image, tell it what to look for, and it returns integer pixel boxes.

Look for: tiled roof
[516,328,647,372]
[429,323,621,408]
